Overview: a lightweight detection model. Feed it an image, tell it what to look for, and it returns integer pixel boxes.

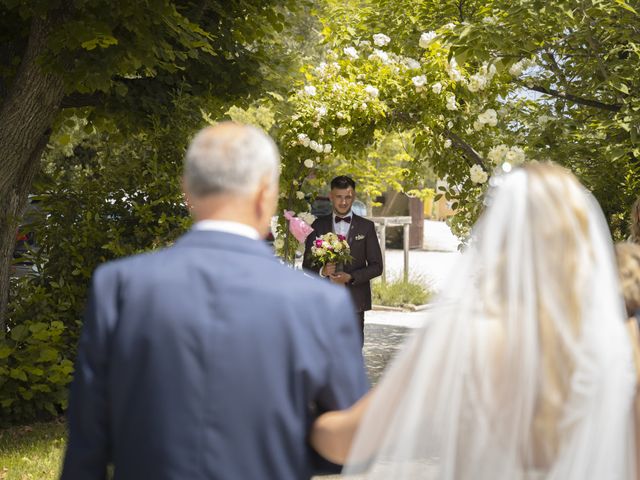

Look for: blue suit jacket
[61,230,369,480]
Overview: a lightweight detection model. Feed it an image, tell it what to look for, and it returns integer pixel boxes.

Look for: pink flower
[315,239,323,247]
[283,210,314,243]
[337,234,346,241]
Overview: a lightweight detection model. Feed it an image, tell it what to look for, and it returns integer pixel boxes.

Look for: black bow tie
[335,216,351,224]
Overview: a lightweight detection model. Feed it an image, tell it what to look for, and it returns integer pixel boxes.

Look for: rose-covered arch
[271,25,530,262]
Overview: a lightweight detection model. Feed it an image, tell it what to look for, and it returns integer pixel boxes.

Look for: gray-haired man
[61,123,369,479]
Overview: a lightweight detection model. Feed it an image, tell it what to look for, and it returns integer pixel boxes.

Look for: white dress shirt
[332,211,353,238]
[193,220,260,240]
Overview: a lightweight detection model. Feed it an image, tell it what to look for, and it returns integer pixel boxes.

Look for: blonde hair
[523,163,591,467]
[630,197,640,244]
[615,242,640,317]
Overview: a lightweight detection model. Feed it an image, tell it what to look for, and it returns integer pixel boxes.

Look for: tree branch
[60,92,106,108]
[444,130,485,167]
[457,0,466,22]
[526,85,622,112]
[543,49,569,88]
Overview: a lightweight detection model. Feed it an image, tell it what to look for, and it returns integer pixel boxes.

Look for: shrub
[372,276,431,307]
[3,111,196,424]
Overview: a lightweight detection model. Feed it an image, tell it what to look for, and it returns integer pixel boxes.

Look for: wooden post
[403,223,410,282]
[379,221,387,284]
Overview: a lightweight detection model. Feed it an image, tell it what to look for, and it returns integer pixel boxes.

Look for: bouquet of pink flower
[310,232,353,268]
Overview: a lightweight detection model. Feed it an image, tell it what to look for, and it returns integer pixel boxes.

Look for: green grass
[0,420,65,480]
[372,276,432,307]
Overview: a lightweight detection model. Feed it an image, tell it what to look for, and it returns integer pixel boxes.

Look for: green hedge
[2,116,195,424]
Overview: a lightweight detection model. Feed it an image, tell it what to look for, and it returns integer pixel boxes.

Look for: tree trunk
[0,15,66,333]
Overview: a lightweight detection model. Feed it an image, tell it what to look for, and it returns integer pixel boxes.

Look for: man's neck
[333,210,352,218]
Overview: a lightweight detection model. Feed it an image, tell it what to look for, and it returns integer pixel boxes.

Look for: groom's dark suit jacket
[61,230,369,480]
[303,214,383,312]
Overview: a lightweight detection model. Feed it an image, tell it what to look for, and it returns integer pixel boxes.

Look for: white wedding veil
[344,163,637,479]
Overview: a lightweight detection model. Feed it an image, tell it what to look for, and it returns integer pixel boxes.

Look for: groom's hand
[330,272,352,285]
[322,263,337,277]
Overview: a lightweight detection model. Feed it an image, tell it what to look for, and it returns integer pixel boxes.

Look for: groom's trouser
[356,311,365,347]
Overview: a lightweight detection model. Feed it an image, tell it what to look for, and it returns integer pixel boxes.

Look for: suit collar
[174,229,276,260]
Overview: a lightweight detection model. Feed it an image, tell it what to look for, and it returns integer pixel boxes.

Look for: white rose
[419,31,437,48]
[303,85,317,96]
[473,120,484,131]
[442,22,456,30]
[334,242,343,252]
[343,46,359,59]
[444,139,452,148]
[304,159,314,168]
[445,58,463,81]
[478,109,498,127]
[486,113,498,127]
[274,238,285,249]
[365,85,379,98]
[447,121,453,128]
[431,82,443,94]
[323,144,332,153]
[296,191,306,200]
[336,111,346,119]
[470,164,488,184]
[404,57,421,70]
[297,133,310,147]
[316,105,327,117]
[369,49,390,63]
[509,60,525,77]
[487,144,509,163]
[298,212,316,225]
[309,140,321,152]
[508,146,526,165]
[446,94,458,111]
[412,75,427,87]
[373,33,391,46]
[332,83,343,92]
[337,126,349,136]
[360,102,368,110]
[468,74,487,92]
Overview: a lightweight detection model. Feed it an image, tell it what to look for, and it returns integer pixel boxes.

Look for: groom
[60,124,369,479]
[303,176,383,342]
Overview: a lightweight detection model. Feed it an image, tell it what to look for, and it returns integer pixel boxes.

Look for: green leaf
[614,0,638,14]
[38,348,59,363]
[10,368,28,382]
[9,325,28,342]
[0,344,12,359]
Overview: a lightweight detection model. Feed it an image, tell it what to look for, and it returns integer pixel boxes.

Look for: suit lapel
[320,215,333,235]
[347,214,360,245]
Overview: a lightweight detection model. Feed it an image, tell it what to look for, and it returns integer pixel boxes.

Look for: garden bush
[372,276,431,308]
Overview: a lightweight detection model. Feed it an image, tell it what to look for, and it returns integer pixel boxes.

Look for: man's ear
[255,176,278,230]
